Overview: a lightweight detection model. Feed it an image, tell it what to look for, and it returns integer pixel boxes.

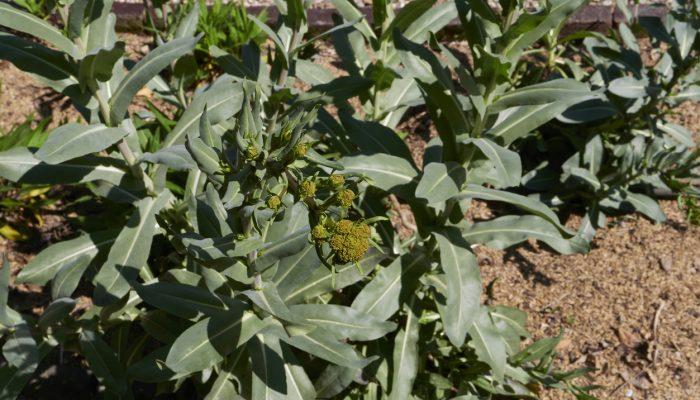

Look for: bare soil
[0,32,698,400]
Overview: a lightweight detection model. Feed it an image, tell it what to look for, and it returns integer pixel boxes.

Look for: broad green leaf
[93,192,171,305]
[16,230,117,285]
[79,0,117,53]
[277,328,373,370]
[379,0,437,42]
[139,310,188,343]
[468,307,507,382]
[175,3,200,39]
[339,112,413,161]
[182,233,263,268]
[434,229,481,348]
[37,298,76,331]
[674,21,697,59]
[139,145,197,170]
[500,0,587,60]
[351,252,429,321]
[0,3,80,58]
[489,79,594,113]
[36,123,128,164]
[51,256,91,299]
[274,244,323,301]
[0,147,129,185]
[134,281,231,319]
[0,33,79,92]
[454,185,572,234]
[166,310,264,374]
[608,76,656,99]
[415,162,467,204]
[110,36,198,122]
[557,98,618,124]
[620,190,666,222]
[249,333,287,400]
[161,77,244,148]
[294,59,335,85]
[79,330,127,395]
[283,250,385,303]
[460,215,589,254]
[2,323,38,369]
[329,0,376,40]
[388,296,420,400]
[339,154,418,199]
[487,102,577,145]
[314,365,356,398]
[78,42,125,87]
[289,304,397,341]
[281,342,316,400]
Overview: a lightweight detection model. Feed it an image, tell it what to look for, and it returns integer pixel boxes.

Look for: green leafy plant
[518,0,700,240]
[144,0,267,85]
[0,0,628,398]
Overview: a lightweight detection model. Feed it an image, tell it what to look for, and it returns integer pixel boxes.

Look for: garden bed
[1,26,698,398]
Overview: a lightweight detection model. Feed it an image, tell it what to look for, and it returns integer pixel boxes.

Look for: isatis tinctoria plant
[0,0,601,398]
[518,0,700,240]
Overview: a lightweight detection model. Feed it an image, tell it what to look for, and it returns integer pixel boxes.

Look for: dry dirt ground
[0,32,698,400]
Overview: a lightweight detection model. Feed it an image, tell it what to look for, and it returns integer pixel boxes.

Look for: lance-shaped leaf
[16,229,117,285]
[248,333,288,399]
[36,123,129,164]
[0,147,129,185]
[415,162,467,204]
[619,190,666,222]
[339,111,413,161]
[181,233,263,268]
[93,192,171,305]
[0,33,78,91]
[134,281,232,319]
[500,0,587,59]
[175,2,200,39]
[462,138,521,188]
[608,76,658,99]
[388,296,420,400]
[78,42,125,88]
[339,154,418,199]
[281,341,316,400]
[277,327,374,370]
[2,322,38,369]
[289,304,397,341]
[460,215,589,254]
[274,244,323,300]
[489,79,594,113]
[557,98,618,124]
[283,250,385,303]
[166,310,265,374]
[454,185,573,234]
[351,252,429,321]
[139,144,197,170]
[433,229,481,348]
[51,255,91,299]
[487,101,583,145]
[37,298,76,331]
[468,307,507,382]
[110,36,198,122]
[0,3,80,58]
[77,0,116,53]
[162,77,244,148]
[79,330,128,395]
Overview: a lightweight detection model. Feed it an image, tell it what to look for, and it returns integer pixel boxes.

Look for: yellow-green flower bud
[266,195,281,210]
[329,219,371,263]
[328,174,345,188]
[245,144,259,161]
[293,142,309,159]
[334,188,355,208]
[311,224,329,242]
[299,179,317,198]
